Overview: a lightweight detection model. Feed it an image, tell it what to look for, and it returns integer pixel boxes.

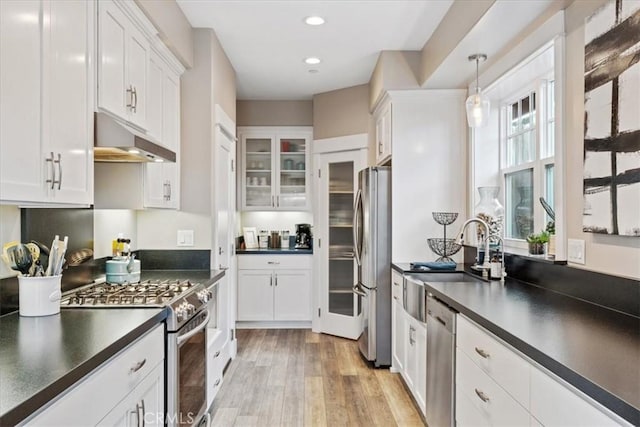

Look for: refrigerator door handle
[351,283,367,297]
[353,188,363,266]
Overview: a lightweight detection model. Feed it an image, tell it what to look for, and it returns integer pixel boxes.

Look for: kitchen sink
[409,272,483,283]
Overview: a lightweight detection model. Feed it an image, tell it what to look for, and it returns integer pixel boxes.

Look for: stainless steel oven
[167,308,211,426]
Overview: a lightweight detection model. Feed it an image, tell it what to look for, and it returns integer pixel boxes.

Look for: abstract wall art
[583,0,640,236]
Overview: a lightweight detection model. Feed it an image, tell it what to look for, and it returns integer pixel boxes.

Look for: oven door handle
[177,310,210,346]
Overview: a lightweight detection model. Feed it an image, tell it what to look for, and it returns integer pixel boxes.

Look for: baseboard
[236,321,312,329]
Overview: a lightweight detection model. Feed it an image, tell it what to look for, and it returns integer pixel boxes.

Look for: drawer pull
[214,378,221,386]
[475,347,490,359]
[475,388,490,403]
[214,350,221,358]
[267,261,280,265]
[130,358,147,373]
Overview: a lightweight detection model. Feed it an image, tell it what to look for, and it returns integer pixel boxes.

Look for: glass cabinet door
[327,161,359,318]
[244,136,273,208]
[277,137,307,209]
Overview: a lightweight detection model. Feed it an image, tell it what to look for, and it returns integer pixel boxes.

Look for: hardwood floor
[209,329,424,427]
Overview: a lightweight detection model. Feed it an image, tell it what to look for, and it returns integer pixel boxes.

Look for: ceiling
[176,0,454,100]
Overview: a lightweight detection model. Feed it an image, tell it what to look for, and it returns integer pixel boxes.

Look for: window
[501,79,555,242]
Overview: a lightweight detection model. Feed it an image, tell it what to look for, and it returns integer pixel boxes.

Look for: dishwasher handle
[426,294,456,334]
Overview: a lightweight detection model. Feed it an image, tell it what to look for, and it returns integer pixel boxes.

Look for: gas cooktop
[60,279,214,331]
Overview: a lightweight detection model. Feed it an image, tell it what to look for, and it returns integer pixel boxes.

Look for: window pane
[545,164,555,225]
[522,96,531,128]
[547,81,555,120]
[505,169,534,239]
[509,102,519,135]
[545,120,555,158]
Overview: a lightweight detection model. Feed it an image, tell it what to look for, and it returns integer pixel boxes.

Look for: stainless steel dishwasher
[425,293,457,427]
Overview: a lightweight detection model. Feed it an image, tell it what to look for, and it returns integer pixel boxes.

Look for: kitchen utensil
[284,158,294,170]
[12,244,33,276]
[46,235,68,276]
[66,248,93,267]
[30,241,50,275]
[296,161,305,170]
[25,243,41,276]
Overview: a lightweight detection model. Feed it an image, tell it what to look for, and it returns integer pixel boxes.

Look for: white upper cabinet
[373,96,392,165]
[239,126,312,211]
[98,0,149,130]
[144,62,181,209]
[0,0,93,205]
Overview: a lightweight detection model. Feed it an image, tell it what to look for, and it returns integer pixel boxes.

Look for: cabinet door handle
[275,274,278,286]
[137,399,146,427]
[55,153,62,190]
[271,195,275,207]
[475,388,490,403]
[267,261,280,265]
[45,152,55,189]
[130,358,147,373]
[214,350,220,358]
[126,85,133,108]
[270,275,273,287]
[409,325,415,345]
[277,195,280,207]
[378,141,383,154]
[475,347,490,359]
[214,378,221,386]
[132,86,138,113]
[167,181,171,200]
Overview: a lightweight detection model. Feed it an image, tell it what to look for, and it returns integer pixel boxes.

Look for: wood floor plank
[210,407,239,427]
[304,376,327,427]
[209,329,424,427]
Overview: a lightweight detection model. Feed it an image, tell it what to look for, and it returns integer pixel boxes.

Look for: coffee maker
[294,223,312,249]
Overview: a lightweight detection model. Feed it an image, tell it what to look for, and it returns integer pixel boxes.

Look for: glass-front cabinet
[239,127,312,211]
[314,146,367,340]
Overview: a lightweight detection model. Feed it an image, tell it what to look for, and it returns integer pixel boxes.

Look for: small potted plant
[526,230,550,255]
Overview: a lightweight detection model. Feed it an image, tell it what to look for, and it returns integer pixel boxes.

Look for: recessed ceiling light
[304,16,325,26]
[305,57,321,65]
[128,149,140,154]
[154,158,164,163]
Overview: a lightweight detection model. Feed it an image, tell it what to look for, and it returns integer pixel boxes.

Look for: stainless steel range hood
[94,112,176,163]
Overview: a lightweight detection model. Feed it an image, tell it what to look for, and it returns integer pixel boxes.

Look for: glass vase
[474,186,504,242]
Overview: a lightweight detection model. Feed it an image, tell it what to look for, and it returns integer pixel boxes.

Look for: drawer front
[530,365,625,427]
[25,324,164,426]
[391,270,403,303]
[237,254,312,270]
[457,315,530,408]
[456,348,530,427]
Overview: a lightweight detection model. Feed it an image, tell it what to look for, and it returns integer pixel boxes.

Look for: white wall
[93,209,137,258]
[391,90,468,263]
[136,210,212,249]
[239,211,313,235]
[0,205,20,278]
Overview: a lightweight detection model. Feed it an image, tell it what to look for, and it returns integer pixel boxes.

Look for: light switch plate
[177,230,194,247]
[567,238,585,264]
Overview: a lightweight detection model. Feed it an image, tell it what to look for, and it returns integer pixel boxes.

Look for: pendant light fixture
[465,53,490,128]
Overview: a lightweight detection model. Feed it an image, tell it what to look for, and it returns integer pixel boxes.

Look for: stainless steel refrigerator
[352,166,391,367]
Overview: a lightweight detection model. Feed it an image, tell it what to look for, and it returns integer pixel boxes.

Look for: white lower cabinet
[391,270,404,372]
[237,255,312,323]
[404,315,426,415]
[24,325,164,426]
[97,363,164,426]
[206,328,226,407]
[455,315,630,427]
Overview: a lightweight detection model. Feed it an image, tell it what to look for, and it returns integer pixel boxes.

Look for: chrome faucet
[455,217,492,270]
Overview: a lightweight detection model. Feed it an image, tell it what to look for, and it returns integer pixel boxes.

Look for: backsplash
[463,246,640,318]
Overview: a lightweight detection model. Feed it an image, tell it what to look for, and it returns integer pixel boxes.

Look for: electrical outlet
[567,238,585,264]
[177,230,194,247]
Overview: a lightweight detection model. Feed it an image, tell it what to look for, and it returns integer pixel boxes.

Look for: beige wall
[563,0,640,279]
[211,30,237,123]
[418,0,495,86]
[369,51,421,109]
[135,0,194,68]
[313,84,371,141]
[181,29,214,215]
[236,101,313,126]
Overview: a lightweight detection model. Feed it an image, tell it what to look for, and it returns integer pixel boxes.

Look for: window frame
[499,74,555,249]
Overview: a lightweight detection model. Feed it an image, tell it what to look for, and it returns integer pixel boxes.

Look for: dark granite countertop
[0,308,167,426]
[0,269,225,425]
[401,266,640,425]
[236,248,313,255]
